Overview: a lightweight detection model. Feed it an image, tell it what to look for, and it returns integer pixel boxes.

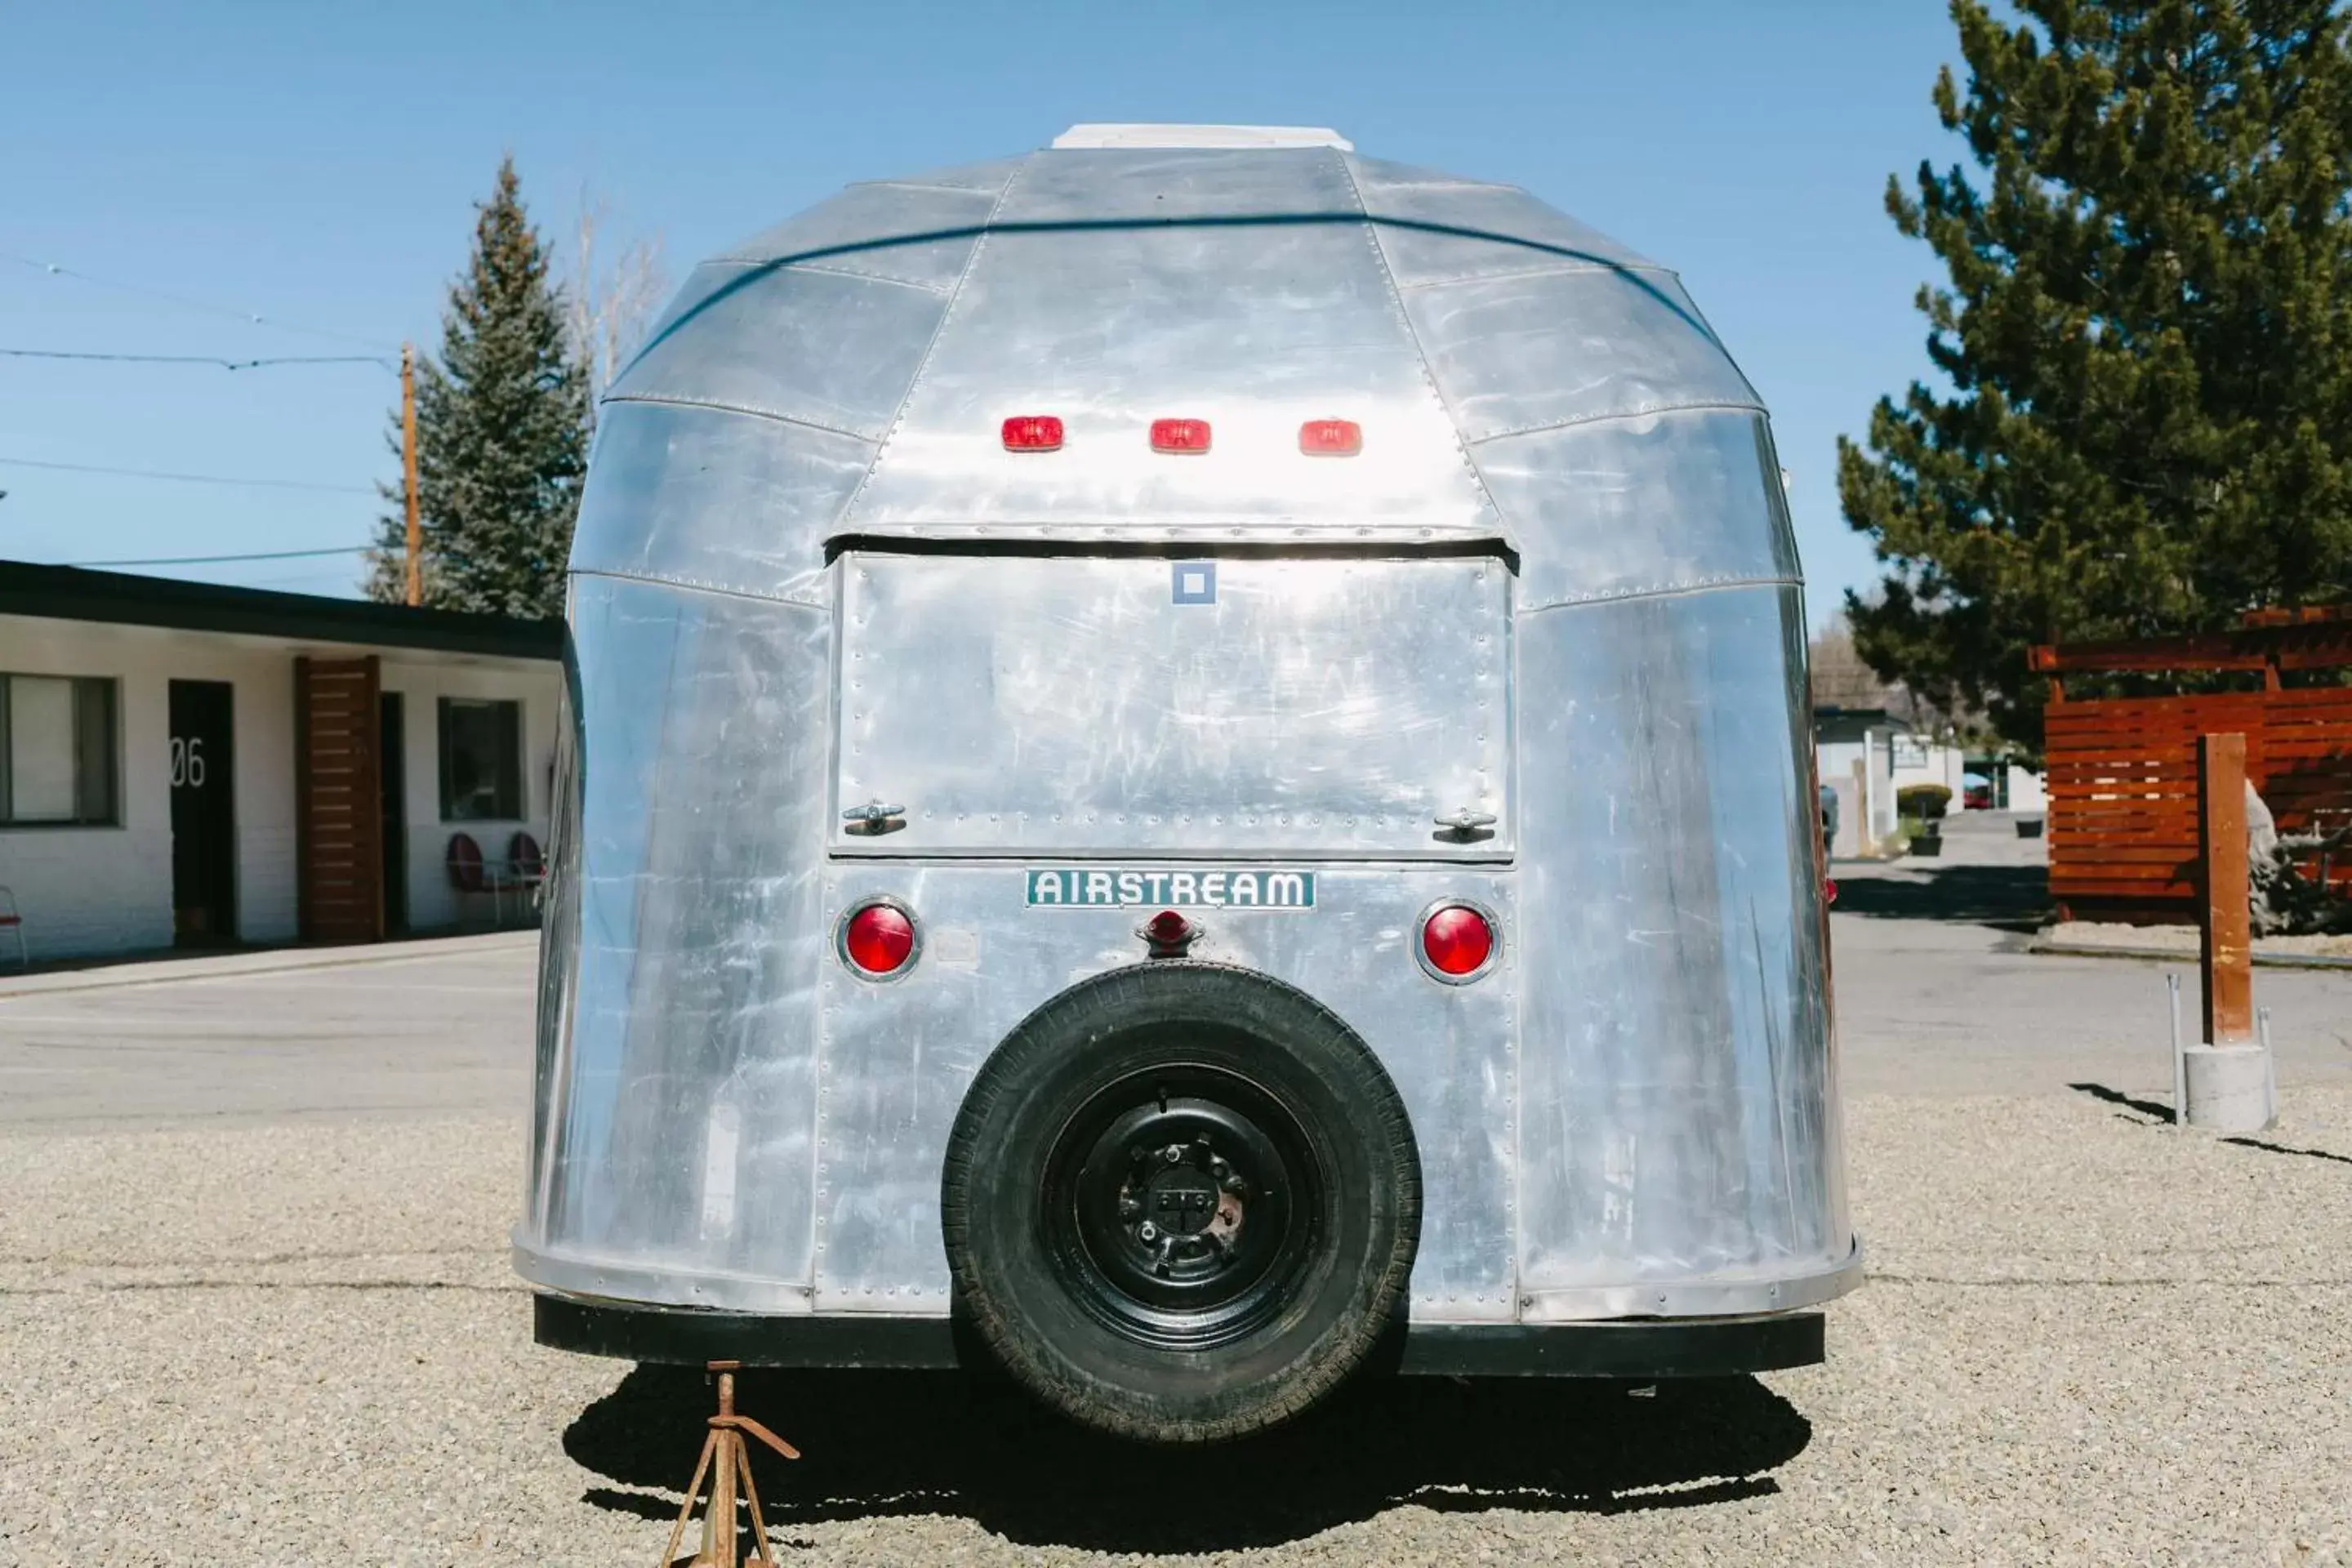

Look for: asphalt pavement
[0,931,537,1127]
[1831,811,2352,1096]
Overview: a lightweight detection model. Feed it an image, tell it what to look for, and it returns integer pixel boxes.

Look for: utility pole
[401,342,421,608]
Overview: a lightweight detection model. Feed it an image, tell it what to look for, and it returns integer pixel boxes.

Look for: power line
[65,544,376,568]
[0,251,400,353]
[0,347,395,372]
[0,454,377,496]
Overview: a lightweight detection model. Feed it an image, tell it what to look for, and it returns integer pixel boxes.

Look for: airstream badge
[1027,868,1313,908]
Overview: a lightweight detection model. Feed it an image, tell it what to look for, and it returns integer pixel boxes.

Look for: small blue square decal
[1172,561,1217,604]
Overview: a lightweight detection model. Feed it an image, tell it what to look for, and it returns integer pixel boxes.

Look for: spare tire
[942,962,1420,1444]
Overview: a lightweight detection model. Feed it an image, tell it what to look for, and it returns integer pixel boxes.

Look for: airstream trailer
[521,124,1858,1443]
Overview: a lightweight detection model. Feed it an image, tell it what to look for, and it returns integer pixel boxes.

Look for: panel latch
[842,801,907,836]
[1432,807,1497,844]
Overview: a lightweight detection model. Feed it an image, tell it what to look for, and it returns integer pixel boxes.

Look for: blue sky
[2,1,1967,620]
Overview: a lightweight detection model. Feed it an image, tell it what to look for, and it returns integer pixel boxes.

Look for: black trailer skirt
[534,1294,1823,1379]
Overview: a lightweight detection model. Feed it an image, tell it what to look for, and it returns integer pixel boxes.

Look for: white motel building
[0,559,564,964]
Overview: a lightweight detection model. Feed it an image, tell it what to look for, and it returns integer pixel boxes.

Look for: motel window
[438,697,523,822]
[0,675,119,826]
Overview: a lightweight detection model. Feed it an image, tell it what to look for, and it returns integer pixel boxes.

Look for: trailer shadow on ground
[566,1364,1811,1553]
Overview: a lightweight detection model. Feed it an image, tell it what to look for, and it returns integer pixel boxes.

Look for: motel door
[293,656,384,942]
[168,679,238,944]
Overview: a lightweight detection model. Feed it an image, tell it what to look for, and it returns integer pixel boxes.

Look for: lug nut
[1162,1145,1183,1165]
[1138,1222,1160,1242]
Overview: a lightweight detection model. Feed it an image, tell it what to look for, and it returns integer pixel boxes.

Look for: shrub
[1897,783,1953,823]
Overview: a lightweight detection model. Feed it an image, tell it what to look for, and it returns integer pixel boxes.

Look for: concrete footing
[2182,1044,2276,1134]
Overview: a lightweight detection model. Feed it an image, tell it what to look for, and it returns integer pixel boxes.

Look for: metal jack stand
[657,1360,800,1568]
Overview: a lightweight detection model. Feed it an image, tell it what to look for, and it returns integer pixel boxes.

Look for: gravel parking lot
[5,822,2351,1566]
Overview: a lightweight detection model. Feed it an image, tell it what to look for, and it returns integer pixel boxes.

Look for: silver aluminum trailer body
[520,126,1857,1430]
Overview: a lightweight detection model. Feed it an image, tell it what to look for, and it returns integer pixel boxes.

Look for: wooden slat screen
[2047,688,2352,916]
[295,655,384,942]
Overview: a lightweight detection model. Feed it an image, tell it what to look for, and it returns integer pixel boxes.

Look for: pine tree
[1839,1,2352,751]
[367,157,590,618]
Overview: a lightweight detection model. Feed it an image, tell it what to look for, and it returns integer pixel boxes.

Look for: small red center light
[1298,418,1362,456]
[1150,418,1212,454]
[1144,910,1192,946]
[843,902,915,975]
[1001,415,1064,452]
[1420,905,1495,978]
[1824,878,1838,907]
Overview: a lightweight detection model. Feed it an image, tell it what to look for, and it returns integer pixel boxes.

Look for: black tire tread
[942,962,1420,1444]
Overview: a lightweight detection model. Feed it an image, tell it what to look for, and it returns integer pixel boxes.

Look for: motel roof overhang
[1812,706,1915,744]
[0,559,564,664]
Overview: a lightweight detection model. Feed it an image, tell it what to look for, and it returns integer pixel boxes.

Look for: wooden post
[401,342,421,608]
[2198,732,2254,1045]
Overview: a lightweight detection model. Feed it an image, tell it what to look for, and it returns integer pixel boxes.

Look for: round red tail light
[1418,903,1497,982]
[840,900,916,977]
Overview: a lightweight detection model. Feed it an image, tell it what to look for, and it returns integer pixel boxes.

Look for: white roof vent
[1052,123,1353,151]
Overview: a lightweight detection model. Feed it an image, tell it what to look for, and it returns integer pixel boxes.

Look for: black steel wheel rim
[1040,1058,1323,1350]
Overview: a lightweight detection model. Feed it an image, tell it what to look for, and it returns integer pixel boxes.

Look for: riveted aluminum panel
[841,148,1496,535]
[812,865,1517,1320]
[711,177,1005,293]
[1513,582,1846,1298]
[516,573,831,1314]
[569,399,866,606]
[630,261,751,361]
[1345,155,1660,286]
[610,261,952,441]
[1396,265,1759,445]
[832,552,1512,858]
[996,145,1355,222]
[527,653,582,1250]
[854,154,1034,194]
[1485,408,1800,611]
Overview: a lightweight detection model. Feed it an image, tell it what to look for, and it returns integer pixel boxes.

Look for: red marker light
[1298,418,1362,456]
[1419,905,1496,980]
[842,902,916,976]
[1150,418,1212,454]
[1001,415,1064,452]
[1824,879,1838,907]
[1140,909,1199,957]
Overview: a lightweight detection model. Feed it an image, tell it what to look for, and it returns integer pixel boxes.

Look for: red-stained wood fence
[2046,688,2352,918]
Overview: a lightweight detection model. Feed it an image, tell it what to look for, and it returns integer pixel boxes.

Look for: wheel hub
[1139,1153,1224,1238]
[1045,1071,1315,1348]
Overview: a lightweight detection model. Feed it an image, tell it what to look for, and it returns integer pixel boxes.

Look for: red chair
[445,833,489,925]
[494,831,549,922]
